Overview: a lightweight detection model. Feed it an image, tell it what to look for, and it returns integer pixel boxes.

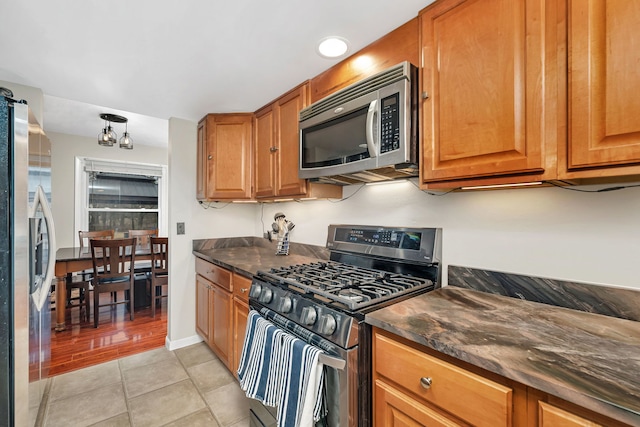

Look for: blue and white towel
[238,310,327,427]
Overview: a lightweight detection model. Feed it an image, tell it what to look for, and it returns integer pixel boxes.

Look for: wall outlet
[177,222,185,235]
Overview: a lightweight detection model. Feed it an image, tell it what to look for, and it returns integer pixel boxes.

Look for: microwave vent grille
[300,61,412,121]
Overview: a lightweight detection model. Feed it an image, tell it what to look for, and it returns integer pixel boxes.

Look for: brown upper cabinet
[254,84,310,198]
[419,0,560,188]
[197,114,253,201]
[560,1,640,180]
[309,18,420,103]
[198,0,640,195]
[254,83,342,200]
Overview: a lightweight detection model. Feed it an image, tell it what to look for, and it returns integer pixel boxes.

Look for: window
[75,158,168,240]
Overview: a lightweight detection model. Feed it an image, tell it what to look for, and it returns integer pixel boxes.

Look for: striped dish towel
[277,333,326,427]
[238,310,327,427]
[237,310,284,407]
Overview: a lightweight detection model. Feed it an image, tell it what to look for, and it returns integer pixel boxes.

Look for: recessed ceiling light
[317,36,349,58]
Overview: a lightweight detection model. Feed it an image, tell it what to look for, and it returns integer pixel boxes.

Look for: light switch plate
[177,222,185,235]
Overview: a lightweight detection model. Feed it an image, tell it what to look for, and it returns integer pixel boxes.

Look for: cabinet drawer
[374,331,512,427]
[538,401,602,427]
[233,274,251,302]
[195,258,232,291]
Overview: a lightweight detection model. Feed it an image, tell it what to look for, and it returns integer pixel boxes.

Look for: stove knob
[259,288,273,304]
[300,306,317,326]
[249,284,262,299]
[319,314,337,335]
[278,296,293,313]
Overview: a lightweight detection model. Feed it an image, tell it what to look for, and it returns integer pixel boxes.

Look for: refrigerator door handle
[29,185,57,310]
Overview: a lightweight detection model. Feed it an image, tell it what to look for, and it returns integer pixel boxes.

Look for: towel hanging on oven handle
[256,307,346,371]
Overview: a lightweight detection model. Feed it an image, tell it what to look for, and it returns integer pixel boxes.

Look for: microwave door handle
[365,99,378,158]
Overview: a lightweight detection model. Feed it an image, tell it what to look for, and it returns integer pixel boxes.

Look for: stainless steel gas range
[248,224,441,427]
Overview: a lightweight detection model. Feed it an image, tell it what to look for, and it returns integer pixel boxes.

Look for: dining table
[54,246,153,331]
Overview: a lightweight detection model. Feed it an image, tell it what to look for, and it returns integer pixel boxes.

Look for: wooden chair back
[149,237,168,317]
[89,238,136,327]
[90,238,136,282]
[79,229,114,249]
[128,229,158,248]
[150,237,168,275]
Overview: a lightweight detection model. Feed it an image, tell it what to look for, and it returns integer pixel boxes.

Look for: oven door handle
[318,353,346,370]
[253,306,347,371]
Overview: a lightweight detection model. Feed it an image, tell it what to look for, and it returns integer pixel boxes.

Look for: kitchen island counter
[366,286,640,426]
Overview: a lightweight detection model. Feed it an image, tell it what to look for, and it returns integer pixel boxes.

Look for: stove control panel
[249,278,357,348]
[327,224,442,264]
[301,306,317,326]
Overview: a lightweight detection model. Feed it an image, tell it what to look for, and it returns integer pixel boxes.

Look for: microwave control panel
[380,93,400,153]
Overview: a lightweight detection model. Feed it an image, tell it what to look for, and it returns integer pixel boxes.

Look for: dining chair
[128,229,158,249]
[90,238,136,328]
[147,237,168,318]
[79,229,115,249]
[128,229,157,276]
[65,229,114,321]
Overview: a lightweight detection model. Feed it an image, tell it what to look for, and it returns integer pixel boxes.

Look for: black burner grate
[261,261,434,311]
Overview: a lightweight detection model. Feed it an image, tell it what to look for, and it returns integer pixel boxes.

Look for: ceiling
[0,0,433,148]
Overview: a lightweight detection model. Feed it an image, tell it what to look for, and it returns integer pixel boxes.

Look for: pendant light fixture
[119,121,133,149]
[98,113,133,149]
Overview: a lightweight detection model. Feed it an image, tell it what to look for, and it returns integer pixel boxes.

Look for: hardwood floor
[49,291,168,377]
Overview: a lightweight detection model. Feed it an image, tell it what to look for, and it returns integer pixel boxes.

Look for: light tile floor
[39,342,251,427]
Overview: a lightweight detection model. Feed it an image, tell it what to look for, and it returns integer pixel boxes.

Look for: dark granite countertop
[366,287,640,426]
[192,237,329,278]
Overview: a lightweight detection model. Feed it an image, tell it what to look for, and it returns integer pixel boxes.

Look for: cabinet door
[210,283,233,369]
[203,114,253,200]
[421,0,550,183]
[254,105,277,198]
[196,120,207,200]
[275,85,308,197]
[232,297,249,377]
[374,380,464,427]
[195,275,211,343]
[567,1,640,170]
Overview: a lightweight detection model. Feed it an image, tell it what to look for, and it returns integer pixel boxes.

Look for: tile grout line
[118,358,136,427]
[171,347,222,426]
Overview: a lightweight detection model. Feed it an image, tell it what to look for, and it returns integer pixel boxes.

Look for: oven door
[247,305,357,427]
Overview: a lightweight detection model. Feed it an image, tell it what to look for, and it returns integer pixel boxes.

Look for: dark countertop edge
[192,243,329,279]
[192,250,253,279]
[366,289,640,427]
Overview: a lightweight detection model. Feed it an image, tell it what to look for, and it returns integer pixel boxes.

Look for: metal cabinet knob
[240,288,248,293]
[269,146,278,152]
[420,377,432,389]
[208,155,212,160]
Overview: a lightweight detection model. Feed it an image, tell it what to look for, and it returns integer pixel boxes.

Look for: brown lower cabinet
[373,327,632,427]
[195,257,251,374]
[232,274,251,376]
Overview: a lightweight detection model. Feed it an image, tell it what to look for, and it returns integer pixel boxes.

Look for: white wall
[166,118,256,348]
[48,132,169,248]
[256,180,640,290]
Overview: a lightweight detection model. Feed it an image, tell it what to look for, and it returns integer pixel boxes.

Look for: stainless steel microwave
[299,61,418,181]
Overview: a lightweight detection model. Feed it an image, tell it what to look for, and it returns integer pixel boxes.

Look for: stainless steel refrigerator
[0,89,57,426]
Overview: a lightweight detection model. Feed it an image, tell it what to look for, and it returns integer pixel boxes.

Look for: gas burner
[337,289,365,303]
[261,260,435,311]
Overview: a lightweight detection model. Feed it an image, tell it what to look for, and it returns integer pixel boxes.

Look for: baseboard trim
[165,334,203,351]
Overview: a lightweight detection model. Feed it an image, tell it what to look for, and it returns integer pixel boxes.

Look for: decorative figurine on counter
[272,212,294,255]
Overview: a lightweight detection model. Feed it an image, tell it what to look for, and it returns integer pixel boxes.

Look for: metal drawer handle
[420,377,432,389]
